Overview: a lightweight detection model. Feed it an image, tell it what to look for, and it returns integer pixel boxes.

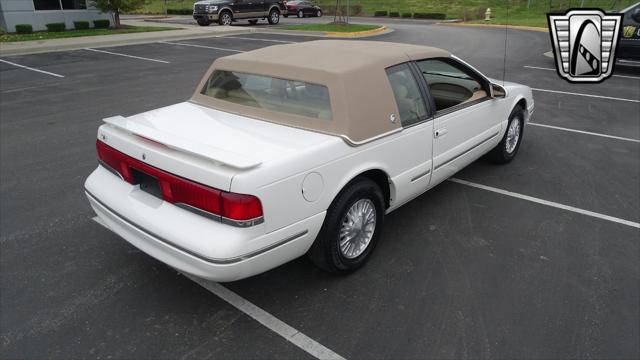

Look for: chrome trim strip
[339,127,404,147]
[175,203,264,227]
[98,161,124,180]
[434,131,500,171]
[410,169,431,182]
[86,190,307,265]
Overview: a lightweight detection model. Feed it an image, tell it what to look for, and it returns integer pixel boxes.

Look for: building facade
[0,0,110,32]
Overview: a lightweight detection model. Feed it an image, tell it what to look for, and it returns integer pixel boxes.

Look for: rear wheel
[487,105,525,164]
[196,18,211,26]
[268,9,280,24]
[297,10,304,18]
[307,178,385,274]
[218,11,232,26]
[316,10,322,17]
[248,19,258,24]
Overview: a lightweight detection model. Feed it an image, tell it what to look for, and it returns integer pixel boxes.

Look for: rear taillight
[96,139,263,223]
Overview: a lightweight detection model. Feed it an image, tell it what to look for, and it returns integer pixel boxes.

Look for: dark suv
[193,0,287,26]
[619,3,640,61]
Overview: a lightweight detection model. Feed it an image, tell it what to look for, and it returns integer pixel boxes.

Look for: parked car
[619,2,640,61]
[85,40,534,282]
[192,0,287,26]
[284,0,322,18]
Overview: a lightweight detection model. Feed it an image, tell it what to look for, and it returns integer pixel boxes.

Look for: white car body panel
[86,62,534,282]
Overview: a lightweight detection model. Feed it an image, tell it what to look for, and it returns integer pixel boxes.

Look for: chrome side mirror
[491,83,507,98]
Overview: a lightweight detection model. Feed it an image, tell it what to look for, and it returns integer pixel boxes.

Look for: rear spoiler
[103,116,262,170]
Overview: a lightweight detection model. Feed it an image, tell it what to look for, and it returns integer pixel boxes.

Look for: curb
[325,26,389,38]
[251,25,391,38]
[0,28,252,56]
[0,24,391,57]
[437,22,548,33]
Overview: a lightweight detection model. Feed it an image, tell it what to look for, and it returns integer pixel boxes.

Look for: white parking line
[187,275,346,360]
[222,36,298,44]
[449,178,640,229]
[83,48,170,63]
[0,59,65,78]
[90,215,344,360]
[158,41,246,53]
[524,65,640,80]
[531,87,640,103]
[528,122,640,143]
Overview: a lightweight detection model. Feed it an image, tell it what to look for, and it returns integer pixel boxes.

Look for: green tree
[90,0,146,27]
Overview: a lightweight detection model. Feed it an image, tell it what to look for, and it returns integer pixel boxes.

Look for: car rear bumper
[85,165,325,282]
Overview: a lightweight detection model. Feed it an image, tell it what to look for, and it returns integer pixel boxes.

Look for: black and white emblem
[548,9,622,83]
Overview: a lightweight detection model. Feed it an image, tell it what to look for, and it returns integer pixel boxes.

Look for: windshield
[202,70,332,120]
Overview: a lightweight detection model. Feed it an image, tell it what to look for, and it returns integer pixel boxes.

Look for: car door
[302,2,313,16]
[384,63,435,209]
[414,57,501,186]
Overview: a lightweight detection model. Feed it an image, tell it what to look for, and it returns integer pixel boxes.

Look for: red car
[284,0,322,18]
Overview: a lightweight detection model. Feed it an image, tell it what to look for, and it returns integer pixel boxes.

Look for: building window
[33,0,87,10]
[33,0,62,10]
[62,0,87,9]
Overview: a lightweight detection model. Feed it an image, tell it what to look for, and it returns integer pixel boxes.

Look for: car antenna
[502,0,509,86]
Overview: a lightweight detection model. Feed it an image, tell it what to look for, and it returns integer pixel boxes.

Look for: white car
[85,40,534,282]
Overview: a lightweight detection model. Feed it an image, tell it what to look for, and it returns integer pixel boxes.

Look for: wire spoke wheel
[505,116,521,154]
[339,199,377,259]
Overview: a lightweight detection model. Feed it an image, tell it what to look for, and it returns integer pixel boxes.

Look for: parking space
[1,22,638,359]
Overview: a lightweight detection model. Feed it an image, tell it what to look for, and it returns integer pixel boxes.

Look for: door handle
[434,128,448,138]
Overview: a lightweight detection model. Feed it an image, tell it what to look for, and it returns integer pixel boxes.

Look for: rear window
[202,70,332,120]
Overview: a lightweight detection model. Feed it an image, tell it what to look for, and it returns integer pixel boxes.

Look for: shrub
[402,13,412,18]
[460,7,487,21]
[167,8,192,15]
[323,5,362,16]
[0,27,5,35]
[350,4,362,16]
[389,11,400,17]
[73,21,90,30]
[374,10,388,17]
[15,24,34,34]
[46,22,66,32]
[93,19,110,28]
[413,12,446,20]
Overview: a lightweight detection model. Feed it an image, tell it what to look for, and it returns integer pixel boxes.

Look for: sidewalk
[0,19,251,56]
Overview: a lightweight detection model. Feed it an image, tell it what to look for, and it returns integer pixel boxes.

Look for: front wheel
[487,105,525,164]
[218,11,232,26]
[307,178,385,274]
[268,9,280,24]
[297,10,304,18]
[316,10,322,17]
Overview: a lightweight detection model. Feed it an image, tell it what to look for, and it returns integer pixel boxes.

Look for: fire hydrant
[485,8,491,21]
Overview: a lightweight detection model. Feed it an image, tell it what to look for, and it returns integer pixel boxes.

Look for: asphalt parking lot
[1,20,639,359]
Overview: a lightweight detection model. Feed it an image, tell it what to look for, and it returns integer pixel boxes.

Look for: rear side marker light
[96,139,263,225]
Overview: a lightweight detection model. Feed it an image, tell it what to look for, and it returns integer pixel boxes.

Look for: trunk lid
[98,102,334,191]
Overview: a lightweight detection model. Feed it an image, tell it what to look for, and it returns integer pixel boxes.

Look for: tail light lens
[96,139,263,223]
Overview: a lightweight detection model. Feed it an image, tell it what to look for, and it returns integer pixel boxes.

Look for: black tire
[487,105,525,164]
[297,10,304,18]
[248,19,258,24]
[307,178,385,274]
[268,8,280,24]
[196,18,210,26]
[316,10,322,17]
[218,10,232,26]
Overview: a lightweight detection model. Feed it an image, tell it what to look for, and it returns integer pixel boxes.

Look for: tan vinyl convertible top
[191,40,451,145]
